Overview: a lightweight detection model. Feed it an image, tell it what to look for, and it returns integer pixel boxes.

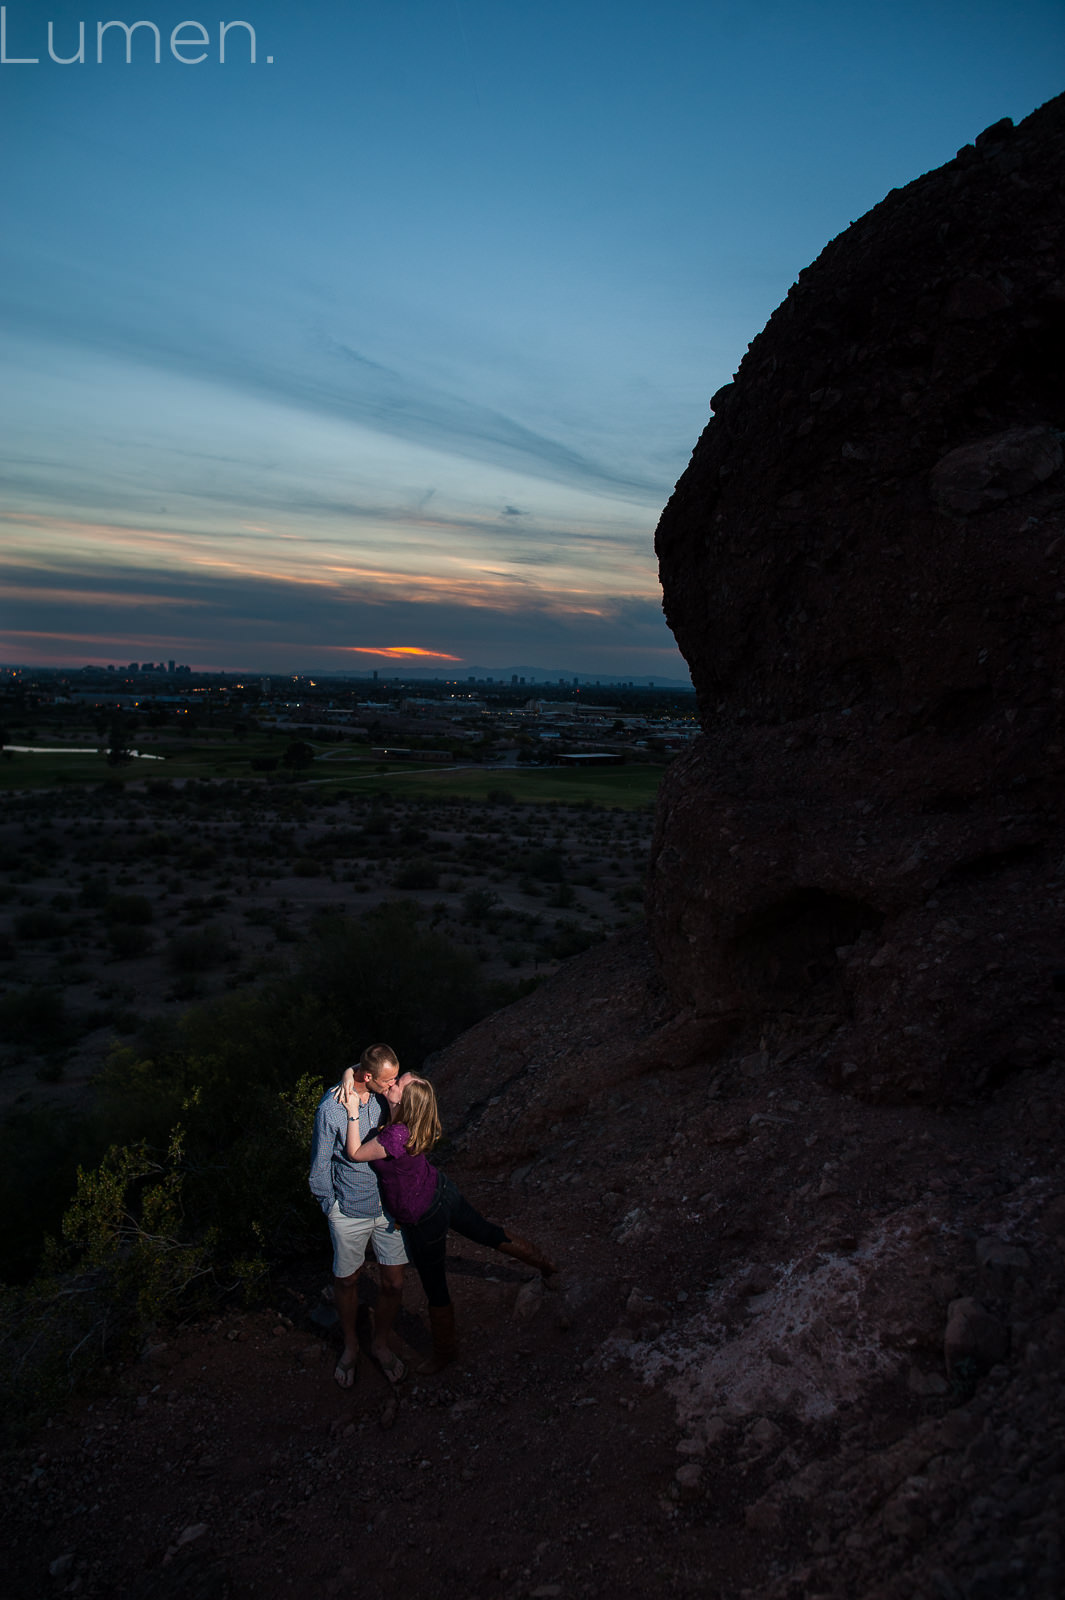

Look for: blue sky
[1,0,1061,676]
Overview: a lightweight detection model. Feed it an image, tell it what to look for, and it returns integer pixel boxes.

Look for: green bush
[0,895,501,1434]
[0,1076,320,1440]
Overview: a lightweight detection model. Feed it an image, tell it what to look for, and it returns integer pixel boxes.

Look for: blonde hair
[397,1076,442,1157]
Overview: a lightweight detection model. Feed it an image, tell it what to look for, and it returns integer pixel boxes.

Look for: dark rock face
[649,94,1065,1103]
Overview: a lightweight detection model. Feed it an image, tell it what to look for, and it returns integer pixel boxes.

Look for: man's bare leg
[370,1264,406,1380]
[333,1267,361,1387]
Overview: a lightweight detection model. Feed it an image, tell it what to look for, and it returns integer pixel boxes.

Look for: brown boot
[418,1303,458,1374]
[499,1234,557,1278]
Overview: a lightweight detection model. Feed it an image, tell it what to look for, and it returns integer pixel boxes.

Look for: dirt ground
[2,930,1062,1599]
[2,786,1063,1600]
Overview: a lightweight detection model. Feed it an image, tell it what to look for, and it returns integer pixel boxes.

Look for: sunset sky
[2,1,1061,677]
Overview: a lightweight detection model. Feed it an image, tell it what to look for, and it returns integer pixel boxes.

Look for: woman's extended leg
[402,1190,459,1373]
[441,1176,558,1278]
[498,1234,557,1277]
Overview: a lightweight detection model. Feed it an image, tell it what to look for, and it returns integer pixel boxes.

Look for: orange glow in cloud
[344,646,463,661]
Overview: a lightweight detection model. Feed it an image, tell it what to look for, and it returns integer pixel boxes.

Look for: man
[308,1042,408,1388]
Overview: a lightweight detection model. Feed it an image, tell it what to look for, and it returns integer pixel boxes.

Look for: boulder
[944,1297,1009,1378]
[648,94,1065,1103]
[975,1236,1032,1298]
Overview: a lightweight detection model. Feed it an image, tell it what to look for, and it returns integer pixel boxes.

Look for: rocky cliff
[648,93,1065,1104]
[421,93,1065,1600]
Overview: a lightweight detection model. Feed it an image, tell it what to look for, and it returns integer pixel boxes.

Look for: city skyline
[2,1,1062,676]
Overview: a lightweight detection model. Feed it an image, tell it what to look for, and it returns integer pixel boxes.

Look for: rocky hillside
[648,92,1065,1106]
[6,922,1062,1600]
[4,98,1064,1600]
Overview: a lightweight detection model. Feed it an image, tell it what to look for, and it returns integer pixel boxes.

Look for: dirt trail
[4,932,1063,1600]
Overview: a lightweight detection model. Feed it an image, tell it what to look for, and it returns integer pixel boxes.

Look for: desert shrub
[179,896,211,924]
[107,922,153,960]
[461,889,498,924]
[63,1073,322,1282]
[104,893,153,925]
[0,1104,107,1285]
[167,923,230,972]
[393,857,440,890]
[282,741,314,770]
[0,986,72,1048]
[302,901,484,1064]
[307,829,363,858]
[136,830,176,857]
[166,974,201,1002]
[14,907,66,940]
[293,857,322,877]
[522,848,566,882]
[0,1074,321,1439]
[542,920,600,960]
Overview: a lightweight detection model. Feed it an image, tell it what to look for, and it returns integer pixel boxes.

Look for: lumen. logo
[0,7,272,64]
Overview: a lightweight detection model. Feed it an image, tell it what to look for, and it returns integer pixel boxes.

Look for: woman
[339,1072,556,1372]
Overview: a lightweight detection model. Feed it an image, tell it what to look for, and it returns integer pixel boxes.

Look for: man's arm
[308,1098,338,1211]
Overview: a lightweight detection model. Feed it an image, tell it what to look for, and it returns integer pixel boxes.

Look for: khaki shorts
[328,1201,408,1277]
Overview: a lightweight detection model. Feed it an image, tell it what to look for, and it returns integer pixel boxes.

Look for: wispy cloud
[0,251,668,505]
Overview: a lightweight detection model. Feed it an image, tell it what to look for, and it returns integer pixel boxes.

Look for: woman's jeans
[402,1172,507,1307]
